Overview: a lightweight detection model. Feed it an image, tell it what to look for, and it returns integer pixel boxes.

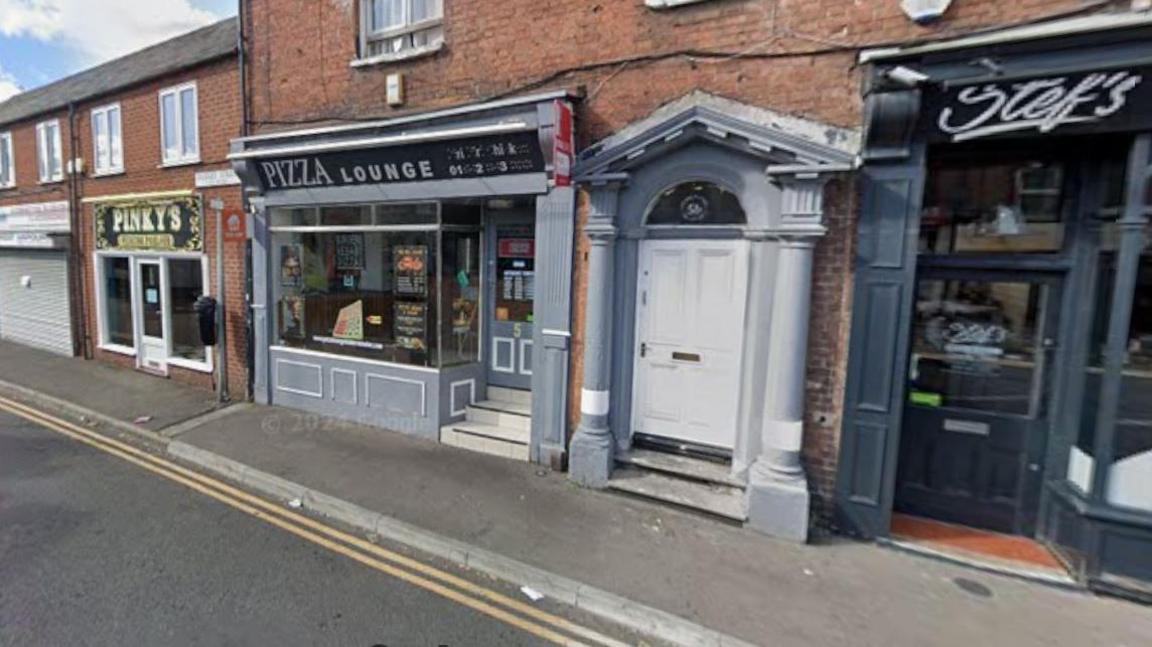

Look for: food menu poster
[394,302,427,352]
[394,245,428,296]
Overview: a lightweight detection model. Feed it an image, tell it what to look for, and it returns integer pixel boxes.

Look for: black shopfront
[836,17,1152,600]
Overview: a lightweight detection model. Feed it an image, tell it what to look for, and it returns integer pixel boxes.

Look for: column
[569,177,624,487]
[747,173,831,541]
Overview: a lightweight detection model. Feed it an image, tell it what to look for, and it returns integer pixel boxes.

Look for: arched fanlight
[646,181,747,226]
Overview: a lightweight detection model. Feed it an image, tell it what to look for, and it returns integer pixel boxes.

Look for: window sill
[159,158,201,169]
[92,168,125,178]
[350,40,444,68]
[645,0,715,7]
[0,184,16,191]
[168,356,212,373]
[38,178,65,185]
[99,343,137,357]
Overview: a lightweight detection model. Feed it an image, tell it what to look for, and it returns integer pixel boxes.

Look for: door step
[487,386,533,407]
[607,466,747,522]
[617,448,745,488]
[439,387,533,462]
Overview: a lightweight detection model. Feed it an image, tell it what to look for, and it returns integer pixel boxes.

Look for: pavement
[0,409,572,646]
[3,341,1152,646]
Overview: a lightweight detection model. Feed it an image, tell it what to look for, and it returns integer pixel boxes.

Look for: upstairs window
[361,0,444,59]
[159,83,199,165]
[36,119,63,183]
[91,103,124,175]
[0,132,13,188]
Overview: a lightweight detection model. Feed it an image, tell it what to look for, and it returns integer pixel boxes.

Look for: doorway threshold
[882,514,1078,589]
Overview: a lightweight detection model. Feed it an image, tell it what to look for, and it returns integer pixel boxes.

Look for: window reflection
[908,279,1044,416]
[920,151,1066,254]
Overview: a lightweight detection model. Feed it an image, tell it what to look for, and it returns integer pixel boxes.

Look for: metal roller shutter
[0,250,73,355]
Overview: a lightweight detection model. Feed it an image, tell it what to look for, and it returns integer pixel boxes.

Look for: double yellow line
[0,396,631,647]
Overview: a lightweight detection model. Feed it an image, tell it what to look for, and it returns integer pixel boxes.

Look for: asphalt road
[0,410,568,646]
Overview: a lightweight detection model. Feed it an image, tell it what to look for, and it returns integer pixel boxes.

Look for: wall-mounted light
[901,0,954,25]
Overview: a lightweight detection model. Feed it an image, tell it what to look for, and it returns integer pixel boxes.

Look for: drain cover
[954,577,993,598]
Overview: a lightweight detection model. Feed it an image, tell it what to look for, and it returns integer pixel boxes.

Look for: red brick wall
[0,56,248,396]
[243,0,1122,519]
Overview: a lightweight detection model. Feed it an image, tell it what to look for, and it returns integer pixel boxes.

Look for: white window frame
[158,82,200,166]
[91,102,124,176]
[0,131,13,188]
[357,0,444,65]
[36,119,64,183]
[92,251,213,373]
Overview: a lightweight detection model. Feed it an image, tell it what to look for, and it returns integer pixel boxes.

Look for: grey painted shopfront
[838,14,1152,599]
[231,92,578,467]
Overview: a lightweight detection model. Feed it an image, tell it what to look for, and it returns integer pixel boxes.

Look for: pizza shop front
[837,16,1152,600]
[230,93,576,467]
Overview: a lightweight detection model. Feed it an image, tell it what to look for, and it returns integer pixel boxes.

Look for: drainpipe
[238,0,254,400]
[66,102,91,359]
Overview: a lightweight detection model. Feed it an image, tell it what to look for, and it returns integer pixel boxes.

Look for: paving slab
[0,341,223,432]
[175,404,1152,647]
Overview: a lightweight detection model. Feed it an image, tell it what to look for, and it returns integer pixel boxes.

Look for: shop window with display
[270,202,481,368]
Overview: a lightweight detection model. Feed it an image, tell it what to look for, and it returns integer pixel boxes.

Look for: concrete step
[617,448,744,489]
[444,420,530,445]
[487,386,532,408]
[467,402,531,432]
[440,424,530,462]
[607,466,747,522]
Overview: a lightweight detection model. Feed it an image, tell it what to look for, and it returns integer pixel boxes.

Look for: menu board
[394,245,428,296]
[334,233,364,270]
[394,302,427,352]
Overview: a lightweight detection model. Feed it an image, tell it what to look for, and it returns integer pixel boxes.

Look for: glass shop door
[896,270,1062,535]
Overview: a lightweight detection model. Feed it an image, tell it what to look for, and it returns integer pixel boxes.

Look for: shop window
[920,150,1067,254]
[1108,250,1152,511]
[646,182,746,226]
[907,278,1046,417]
[169,259,206,362]
[361,0,444,60]
[0,132,13,188]
[36,119,63,183]
[101,256,134,347]
[91,103,123,175]
[159,83,198,165]
[271,202,481,368]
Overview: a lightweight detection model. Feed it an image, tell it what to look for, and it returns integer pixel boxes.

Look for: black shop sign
[256,131,546,192]
[922,66,1152,143]
[95,197,202,252]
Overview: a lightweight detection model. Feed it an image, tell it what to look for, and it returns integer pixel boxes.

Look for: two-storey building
[227,0,1152,600]
[0,18,248,398]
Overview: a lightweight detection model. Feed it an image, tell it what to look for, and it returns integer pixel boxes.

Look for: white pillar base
[746,467,811,543]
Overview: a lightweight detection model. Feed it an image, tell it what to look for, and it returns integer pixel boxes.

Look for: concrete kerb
[0,378,169,446]
[166,440,760,647]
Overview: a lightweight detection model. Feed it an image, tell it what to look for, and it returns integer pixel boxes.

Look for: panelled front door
[631,239,749,451]
[896,270,1062,535]
[485,215,535,390]
[136,259,168,375]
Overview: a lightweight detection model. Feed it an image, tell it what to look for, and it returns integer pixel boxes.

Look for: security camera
[883,65,931,88]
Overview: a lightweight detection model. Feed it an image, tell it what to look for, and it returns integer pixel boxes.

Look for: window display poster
[332,300,365,341]
[334,233,364,270]
[281,295,305,339]
[394,245,428,296]
[281,244,303,289]
[395,301,427,351]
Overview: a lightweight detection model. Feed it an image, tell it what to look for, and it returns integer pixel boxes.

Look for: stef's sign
[255,130,546,192]
[923,67,1150,143]
[95,196,203,252]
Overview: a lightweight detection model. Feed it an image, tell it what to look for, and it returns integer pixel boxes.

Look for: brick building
[228,0,1152,598]
[0,19,247,398]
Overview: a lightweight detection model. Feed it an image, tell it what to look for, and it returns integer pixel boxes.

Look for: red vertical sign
[553,100,574,187]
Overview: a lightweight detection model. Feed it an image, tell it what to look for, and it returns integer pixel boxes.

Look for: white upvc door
[631,239,750,450]
[135,258,169,375]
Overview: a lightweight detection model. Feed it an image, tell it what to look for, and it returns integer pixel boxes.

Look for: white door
[631,239,749,450]
[135,259,168,375]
